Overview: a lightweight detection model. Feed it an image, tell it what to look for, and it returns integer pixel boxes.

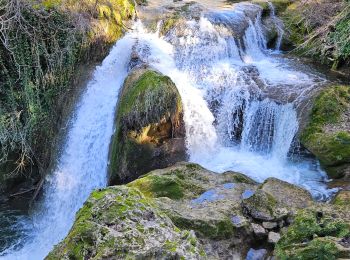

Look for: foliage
[0,0,134,184]
[282,0,350,69]
[275,209,349,259]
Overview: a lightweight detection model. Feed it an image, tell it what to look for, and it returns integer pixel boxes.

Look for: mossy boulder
[48,162,347,259]
[108,67,186,185]
[46,186,203,259]
[275,206,350,259]
[261,178,313,209]
[242,178,313,222]
[300,85,350,179]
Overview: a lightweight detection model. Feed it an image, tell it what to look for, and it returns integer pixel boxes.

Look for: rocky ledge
[47,162,350,259]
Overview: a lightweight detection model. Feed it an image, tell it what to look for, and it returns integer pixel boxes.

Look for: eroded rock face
[108,67,186,185]
[47,162,350,259]
[300,85,350,180]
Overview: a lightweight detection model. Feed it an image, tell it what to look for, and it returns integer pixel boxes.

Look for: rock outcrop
[301,85,350,180]
[47,163,350,259]
[108,67,186,185]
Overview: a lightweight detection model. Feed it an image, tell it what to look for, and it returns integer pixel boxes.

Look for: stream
[0,2,341,259]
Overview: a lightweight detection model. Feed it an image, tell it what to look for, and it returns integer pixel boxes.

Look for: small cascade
[241,100,298,161]
[268,2,284,50]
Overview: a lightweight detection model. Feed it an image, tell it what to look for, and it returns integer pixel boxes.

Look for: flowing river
[0,2,339,259]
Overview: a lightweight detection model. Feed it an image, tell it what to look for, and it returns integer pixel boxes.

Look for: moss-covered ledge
[300,85,350,179]
[108,67,186,185]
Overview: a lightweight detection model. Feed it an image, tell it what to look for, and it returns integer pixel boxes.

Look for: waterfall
[268,2,284,50]
[1,3,338,259]
[129,4,336,200]
[1,28,134,260]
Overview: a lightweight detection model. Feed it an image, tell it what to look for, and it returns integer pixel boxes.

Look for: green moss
[276,237,339,260]
[301,86,350,168]
[108,69,183,184]
[275,209,349,259]
[251,0,292,15]
[160,15,181,35]
[166,211,235,240]
[129,174,185,200]
[332,191,350,206]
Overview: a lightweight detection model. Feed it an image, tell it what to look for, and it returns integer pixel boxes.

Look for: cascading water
[130,3,337,200]
[1,29,134,259]
[268,2,284,51]
[1,2,339,259]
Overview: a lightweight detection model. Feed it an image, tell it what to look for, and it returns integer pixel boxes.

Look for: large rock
[241,178,312,222]
[48,162,331,259]
[46,186,204,259]
[108,67,186,185]
[300,85,350,179]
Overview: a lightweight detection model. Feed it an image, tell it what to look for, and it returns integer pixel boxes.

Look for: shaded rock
[242,189,288,221]
[108,67,186,185]
[261,178,313,209]
[300,85,350,179]
[252,223,267,239]
[268,232,281,244]
[262,221,277,230]
[46,186,204,259]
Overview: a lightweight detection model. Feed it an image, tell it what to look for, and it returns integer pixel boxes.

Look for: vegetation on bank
[280,0,350,70]
[0,0,135,192]
[275,208,350,259]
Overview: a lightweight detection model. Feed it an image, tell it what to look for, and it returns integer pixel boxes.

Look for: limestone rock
[242,189,288,221]
[46,186,204,259]
[252,223,267,239]
[261,178,313,209]
[262,221,277,230]
[108,67,186,185]
[268,232,281,244]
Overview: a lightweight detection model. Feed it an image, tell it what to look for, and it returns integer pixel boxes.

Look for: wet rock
[108,67,186,185]
[262,221,277,230]
[252,223,267,239]
[268,232,281,244]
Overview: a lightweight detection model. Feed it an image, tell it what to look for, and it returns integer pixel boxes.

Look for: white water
[129,4,337,200]
[1,3,338,259]
[268,2,284,50]
[2,30,134,259]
